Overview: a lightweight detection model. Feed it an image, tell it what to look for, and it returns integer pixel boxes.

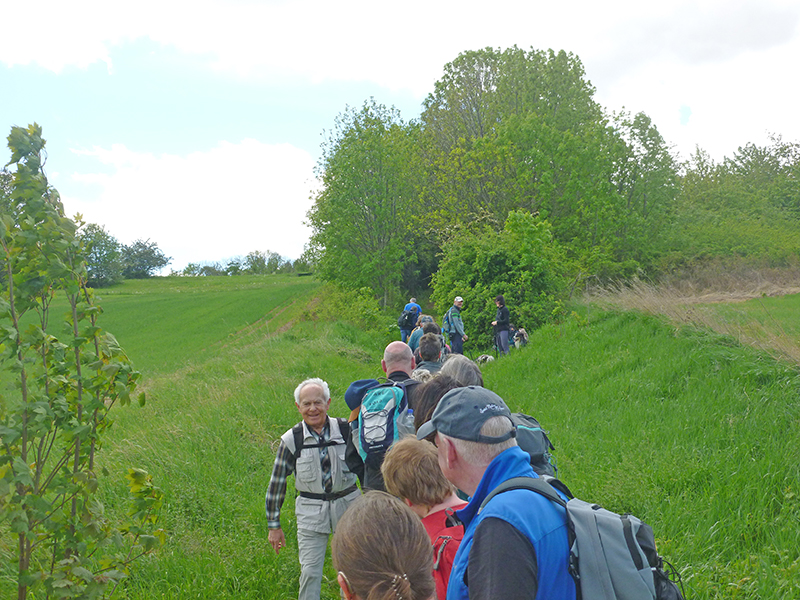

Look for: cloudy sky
[2,0,798,272]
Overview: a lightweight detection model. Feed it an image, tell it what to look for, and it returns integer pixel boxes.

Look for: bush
[432,211,566,351]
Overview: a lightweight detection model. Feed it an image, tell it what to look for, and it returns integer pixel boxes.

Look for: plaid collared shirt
[265,420,331,529]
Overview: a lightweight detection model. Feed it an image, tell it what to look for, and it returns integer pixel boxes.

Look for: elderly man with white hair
[416,386,574,600]
[266,378,361,600]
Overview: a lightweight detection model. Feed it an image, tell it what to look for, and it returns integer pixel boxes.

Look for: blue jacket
[447,446,575,600]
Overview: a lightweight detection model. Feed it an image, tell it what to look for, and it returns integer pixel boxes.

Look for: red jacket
[422,503,468,600]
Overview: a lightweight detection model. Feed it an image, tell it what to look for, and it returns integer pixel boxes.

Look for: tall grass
[590,276,800,365]
[484,310,800,599]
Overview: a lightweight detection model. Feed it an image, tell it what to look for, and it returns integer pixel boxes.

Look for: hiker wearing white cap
[416,386,574,600]
[443,297,468,355]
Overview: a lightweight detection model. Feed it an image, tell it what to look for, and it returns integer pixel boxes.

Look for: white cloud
[65,139,318,271]
[3,0,798,161]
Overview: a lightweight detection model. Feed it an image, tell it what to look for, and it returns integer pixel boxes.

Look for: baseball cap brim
[416,420,436,440]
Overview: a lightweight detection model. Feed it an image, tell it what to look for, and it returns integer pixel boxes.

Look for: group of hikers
[264,334,568,600]
[400,295,528,360]
[265,300,682,600]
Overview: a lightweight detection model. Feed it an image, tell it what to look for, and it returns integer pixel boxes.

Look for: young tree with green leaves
[1,124,164,600]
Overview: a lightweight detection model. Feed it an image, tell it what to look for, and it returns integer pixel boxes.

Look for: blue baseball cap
[416,386,516,444]
[344,379,380,410]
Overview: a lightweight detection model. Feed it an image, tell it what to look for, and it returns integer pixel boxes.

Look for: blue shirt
[404,302,421,319]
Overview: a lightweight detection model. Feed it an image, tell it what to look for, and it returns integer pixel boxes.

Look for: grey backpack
[479,476,685,600]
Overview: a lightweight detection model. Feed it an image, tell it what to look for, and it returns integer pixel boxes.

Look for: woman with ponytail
[332,491,435,600]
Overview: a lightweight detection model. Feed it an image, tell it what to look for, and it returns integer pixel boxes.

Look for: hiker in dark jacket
[492,294,511,355]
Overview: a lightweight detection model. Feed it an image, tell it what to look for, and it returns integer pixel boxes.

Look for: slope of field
[4,276,798,599]
[590,278,800,365]
[93,275,323,376]
[485,309,800,599]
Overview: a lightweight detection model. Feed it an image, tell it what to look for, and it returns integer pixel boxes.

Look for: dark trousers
[451,335,464,354]
[496,330,510,355]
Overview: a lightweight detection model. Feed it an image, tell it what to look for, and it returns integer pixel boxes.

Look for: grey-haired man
[416,387,574,600]
[266,378,361,600]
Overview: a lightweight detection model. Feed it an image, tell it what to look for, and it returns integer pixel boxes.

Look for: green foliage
[121,239,171,279]
[417,46,679,279]
[80,223,123,287]
[661,137,800,272]
[242,250,287,275]
[432,210,566,350]
[316,285,386,333]
[307,46,685,303]
[0,124,164,600]
[307,99,417,306]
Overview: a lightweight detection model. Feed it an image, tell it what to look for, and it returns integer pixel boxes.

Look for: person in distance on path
[265,378,361,600]
[491,294,511,356]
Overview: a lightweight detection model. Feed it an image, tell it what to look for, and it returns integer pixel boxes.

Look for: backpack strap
[478,476,569,514]
[433,535,454,570]
[291,419,349,461]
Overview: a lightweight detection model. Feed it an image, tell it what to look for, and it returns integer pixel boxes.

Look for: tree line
[76,225,313,286]
[306,46,800,339]
[179,251,312,278]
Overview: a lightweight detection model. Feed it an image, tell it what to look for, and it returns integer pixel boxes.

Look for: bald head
[383,341,415,375]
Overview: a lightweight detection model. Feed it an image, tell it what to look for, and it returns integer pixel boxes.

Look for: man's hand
[463,335,469,341]
[491,321,497,326]
[269,528,286,554]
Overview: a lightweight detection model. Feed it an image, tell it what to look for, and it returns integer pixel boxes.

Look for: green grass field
[2,276,799,599]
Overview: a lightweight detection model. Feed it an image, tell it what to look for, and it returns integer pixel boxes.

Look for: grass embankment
[89,276,390,599]
[4,276,798,599]
[487,310,800,599]
[591,276,800,364]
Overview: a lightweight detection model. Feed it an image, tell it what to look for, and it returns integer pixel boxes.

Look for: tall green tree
[1,124,164,600]
[79,223,124,287]
[418,46,662,277]
[307,99,416,305]
[607,111,678,268]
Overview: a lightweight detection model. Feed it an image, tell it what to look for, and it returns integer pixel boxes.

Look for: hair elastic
[390,573,409,600]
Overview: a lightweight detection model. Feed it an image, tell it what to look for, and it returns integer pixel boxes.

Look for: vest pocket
[295,451,318,483]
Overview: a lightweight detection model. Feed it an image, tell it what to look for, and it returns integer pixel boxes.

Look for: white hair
[410,368,433,383]
[294,378,331,404]
[443,416,517,465]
